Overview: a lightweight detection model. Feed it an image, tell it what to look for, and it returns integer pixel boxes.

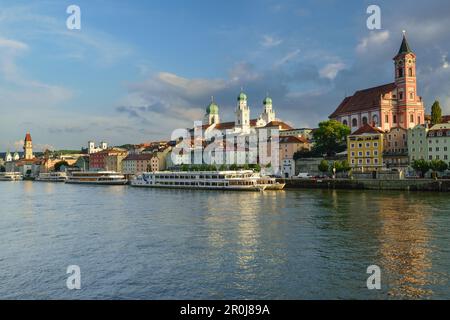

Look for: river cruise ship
[0,172,23,181]
[66,171,128,185]
[36,172,68,182]
[131,170,269,191]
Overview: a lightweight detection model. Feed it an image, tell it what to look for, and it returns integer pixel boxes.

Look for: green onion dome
[206,102,219,115]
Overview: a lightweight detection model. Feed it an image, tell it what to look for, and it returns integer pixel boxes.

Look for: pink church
[330,33,425,132]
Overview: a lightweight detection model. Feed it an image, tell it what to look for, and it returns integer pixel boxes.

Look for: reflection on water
[0,183,449,299]
[377,196,435,299]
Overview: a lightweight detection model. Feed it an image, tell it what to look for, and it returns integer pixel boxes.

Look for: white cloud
[261,35,283,48]
[356,31,390,53]
[0,37,28,51]
[442,54,449,69]
[319,63,347,80]
[275,49,301,67]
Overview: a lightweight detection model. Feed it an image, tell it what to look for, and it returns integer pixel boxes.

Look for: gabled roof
[330,83,396,118]
[351,124,384,135]
[264,121,293,130]
[124,154,154,161]
[279,136,309,144]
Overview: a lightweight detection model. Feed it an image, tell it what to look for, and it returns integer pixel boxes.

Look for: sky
[0,0,449,151]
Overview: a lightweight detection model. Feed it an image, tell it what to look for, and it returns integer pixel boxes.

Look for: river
[0,181,449,299]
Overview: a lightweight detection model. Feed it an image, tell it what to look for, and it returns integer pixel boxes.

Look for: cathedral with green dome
[203,91,277,132]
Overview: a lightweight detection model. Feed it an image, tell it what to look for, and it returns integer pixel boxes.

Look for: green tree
[313,120,351,156]
[430,159,448,174]
[340,160,351,173]
[412,159,430,178]
[54,161,69,172]
[230,164,238,171]
[431,100,442,125]
[318,160,329,173]
[0,165,5,172]
[181,164,190,171]
[219,164,228,171]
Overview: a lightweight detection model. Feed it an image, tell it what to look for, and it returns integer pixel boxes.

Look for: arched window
[362,117,368,125]
[343,120,348,126]
[408,68,413,77]
[373,115,379,126]
[352,118,358,127]
[410,114,414,123]
[398,68,404,78]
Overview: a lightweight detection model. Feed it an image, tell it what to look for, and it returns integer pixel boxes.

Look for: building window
[410,114,414,122]
[373,115,379,126]
[399,92,403,100]
[398,67,404,78]
[352,118,358,127]
[362,117,368,125]
[343,120,348,126]
[393,115,397,124]
[408,68,413,77]
[385,114,389,123]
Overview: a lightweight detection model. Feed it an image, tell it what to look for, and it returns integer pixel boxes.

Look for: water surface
[0,182,449,299]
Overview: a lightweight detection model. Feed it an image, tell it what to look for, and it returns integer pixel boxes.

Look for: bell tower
[393,31,423,128]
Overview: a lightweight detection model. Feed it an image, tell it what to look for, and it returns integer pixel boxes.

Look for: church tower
[203,97,220,126]
[24,132,34,160]
[393,32,424,128]
[260,96,276,124]
[235,91,250,132]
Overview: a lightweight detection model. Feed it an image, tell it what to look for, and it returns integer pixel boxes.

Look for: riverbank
[283,178,450,192]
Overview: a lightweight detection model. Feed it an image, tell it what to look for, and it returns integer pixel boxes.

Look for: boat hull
[66,180,128,185]
[130,183,264,191]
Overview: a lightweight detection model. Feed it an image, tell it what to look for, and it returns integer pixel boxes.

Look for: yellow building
[348,124,384,171]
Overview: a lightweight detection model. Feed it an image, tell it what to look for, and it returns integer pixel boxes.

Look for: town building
[408,124,429,162]
[105,151,129,173]
[89,148,127,171]
[279,136,311,178]
[330,33,425,132]
[427,123,450,162]
[383,127,409,169]
[279,128,314,141]
[347,124,384,171]
[122,154,154,175]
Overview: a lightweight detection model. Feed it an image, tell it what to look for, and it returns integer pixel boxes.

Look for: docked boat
[0,172,23,181]
[131,170,267,191]
[36,172,67,182]
[252,176,285,190]
[66,171,128,185]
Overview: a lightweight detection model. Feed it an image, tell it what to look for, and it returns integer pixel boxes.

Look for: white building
[408,124,429,162]
[427,123,450,162]
[88,141,108,154]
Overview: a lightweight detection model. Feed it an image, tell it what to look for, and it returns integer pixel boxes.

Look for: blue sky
[1,0,450,151]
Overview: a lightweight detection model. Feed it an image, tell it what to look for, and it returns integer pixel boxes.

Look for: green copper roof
[397,34,413,55]
[263,97,272,105]
[237,92,247,101]
[206,102,219,114]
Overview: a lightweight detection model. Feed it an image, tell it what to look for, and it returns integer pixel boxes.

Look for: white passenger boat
[0,172,23,181]
[131,170,267,191]
[252,176,286,190]
[66,171,128,185]
[36,172,67,182]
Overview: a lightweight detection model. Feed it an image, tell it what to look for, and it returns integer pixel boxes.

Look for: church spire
[397,31,413,56]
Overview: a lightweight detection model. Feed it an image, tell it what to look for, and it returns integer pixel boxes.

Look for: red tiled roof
[124,154,154,161]
[351,124,384,135]
[264,121,294,130]
[330,83,396,118]
[25,132,32,142]
[279,136,309,144]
